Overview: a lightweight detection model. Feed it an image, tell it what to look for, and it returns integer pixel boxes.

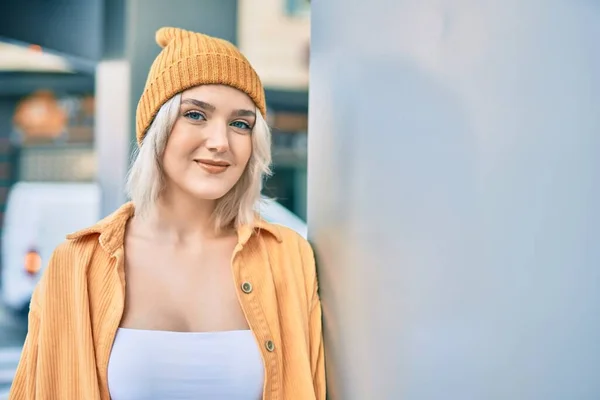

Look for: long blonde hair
[125,93,272,232]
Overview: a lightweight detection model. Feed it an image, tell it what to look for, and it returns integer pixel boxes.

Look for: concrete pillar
[95,0,129,217]
[308,1,600,399]
[95,59,131,217]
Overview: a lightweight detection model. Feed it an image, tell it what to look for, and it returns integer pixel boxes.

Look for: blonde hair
[126,93,272,232]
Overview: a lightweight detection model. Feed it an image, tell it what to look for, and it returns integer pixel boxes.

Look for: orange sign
[13,90,67,139]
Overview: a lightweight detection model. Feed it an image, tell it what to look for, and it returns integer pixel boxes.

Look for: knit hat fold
[135,27,266,144]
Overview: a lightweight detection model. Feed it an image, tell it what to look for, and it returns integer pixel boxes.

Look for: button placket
[233,241,280,398]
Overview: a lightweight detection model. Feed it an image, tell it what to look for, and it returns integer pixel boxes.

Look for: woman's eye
[184,111,205,121]
[230,120,251,130]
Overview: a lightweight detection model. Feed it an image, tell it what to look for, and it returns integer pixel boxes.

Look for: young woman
[10,27,325,400]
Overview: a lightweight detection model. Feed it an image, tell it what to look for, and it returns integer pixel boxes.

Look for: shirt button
[241,282,253,294]
[265,340,275,352]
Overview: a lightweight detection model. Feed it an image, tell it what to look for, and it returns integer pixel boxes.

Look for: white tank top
[107,328,264,400]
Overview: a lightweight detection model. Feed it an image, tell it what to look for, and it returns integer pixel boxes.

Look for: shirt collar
[67,202,283,256]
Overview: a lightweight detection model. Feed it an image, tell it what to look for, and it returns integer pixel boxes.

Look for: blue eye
[230,120,252,130]
[184,111,205,121]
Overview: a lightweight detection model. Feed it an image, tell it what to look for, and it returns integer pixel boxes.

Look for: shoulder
[30,203,128,310]
[30,236,99,311]
[42,236,97,278]
[277,224,315,258]
[259,221,314,258]
[258,221,318,285]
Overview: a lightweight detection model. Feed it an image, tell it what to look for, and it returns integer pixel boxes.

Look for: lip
[195,159,230,174]
[196,159,231,167]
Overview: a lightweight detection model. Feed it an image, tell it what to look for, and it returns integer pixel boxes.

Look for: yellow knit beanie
[135,27,266,144]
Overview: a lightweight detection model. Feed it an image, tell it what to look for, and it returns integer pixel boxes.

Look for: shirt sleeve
[299,238,327,399]
[9,285,43,399]
[309,281,326,399]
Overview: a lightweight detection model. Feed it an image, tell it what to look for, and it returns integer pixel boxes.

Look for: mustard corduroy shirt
[9,203,326,400]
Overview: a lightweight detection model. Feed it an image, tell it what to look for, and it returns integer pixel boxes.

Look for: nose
[205,122,230,153]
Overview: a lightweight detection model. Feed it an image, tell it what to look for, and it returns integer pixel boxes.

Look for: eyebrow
[181,98,215,111]
[181,98,256,119]
[233,109,256,119]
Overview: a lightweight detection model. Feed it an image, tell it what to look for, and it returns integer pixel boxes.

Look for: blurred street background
[0,308,25,397]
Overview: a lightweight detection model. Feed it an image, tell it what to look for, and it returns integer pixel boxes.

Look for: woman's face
[162,84,255,201]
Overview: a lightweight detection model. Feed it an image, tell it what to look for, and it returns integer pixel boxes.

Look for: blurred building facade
[238,0,310,219]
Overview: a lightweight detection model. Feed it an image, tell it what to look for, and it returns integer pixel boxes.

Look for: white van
[1,182,101,313]
[1,182,306,314]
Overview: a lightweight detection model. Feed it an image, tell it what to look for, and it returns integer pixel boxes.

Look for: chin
[186,184,234,201]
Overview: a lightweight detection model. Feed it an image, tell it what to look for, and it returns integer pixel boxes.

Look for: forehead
[181,84,255,110]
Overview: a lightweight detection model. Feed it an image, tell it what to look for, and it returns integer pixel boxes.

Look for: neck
[135,187,228,245]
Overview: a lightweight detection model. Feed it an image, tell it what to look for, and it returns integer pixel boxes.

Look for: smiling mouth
[195,160,230,174]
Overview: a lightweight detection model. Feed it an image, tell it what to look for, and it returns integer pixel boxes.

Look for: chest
[81,235,313,399]
[120,238,247,331]
[129,243,234,297]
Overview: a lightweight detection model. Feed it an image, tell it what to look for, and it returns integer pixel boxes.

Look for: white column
[95,60,131,217]
[309,1,600,398]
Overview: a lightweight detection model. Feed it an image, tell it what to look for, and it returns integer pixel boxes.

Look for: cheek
[234,136,253,168]
[162,137,192,177]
